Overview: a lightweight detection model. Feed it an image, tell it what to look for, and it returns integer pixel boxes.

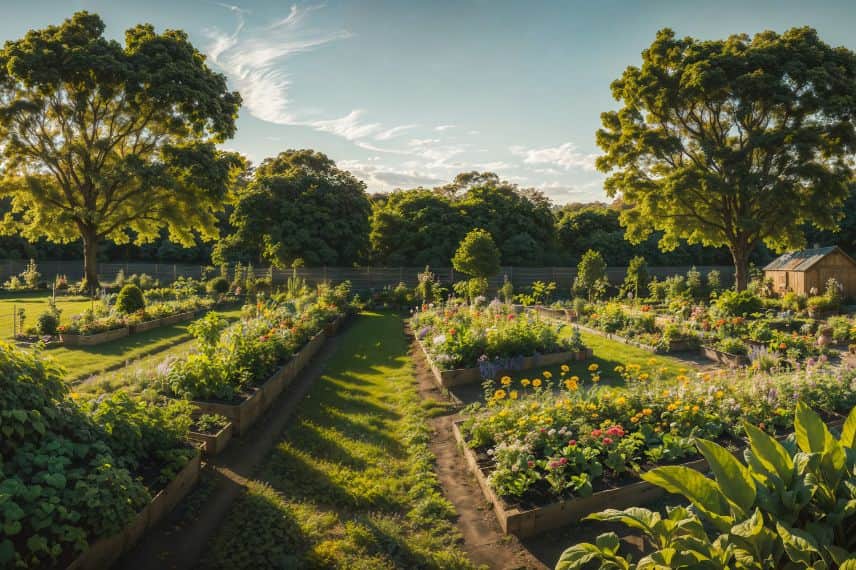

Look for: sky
[2,0,856,203]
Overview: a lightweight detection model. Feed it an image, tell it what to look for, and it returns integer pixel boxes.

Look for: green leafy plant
[556,402,856,569]
[115,284,145,314]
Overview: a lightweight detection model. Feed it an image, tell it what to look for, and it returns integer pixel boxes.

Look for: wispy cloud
[510,142,598,171]
[434,124,456,132]
[204,4,351,125]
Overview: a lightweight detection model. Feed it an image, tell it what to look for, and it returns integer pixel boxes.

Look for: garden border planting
[453,417,843,538]
[61,309,208,346]
[416,336,592,389]
[190,319,341,434]
[66,447,202,570]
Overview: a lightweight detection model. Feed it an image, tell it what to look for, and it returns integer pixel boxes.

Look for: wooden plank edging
[67,448,202,570]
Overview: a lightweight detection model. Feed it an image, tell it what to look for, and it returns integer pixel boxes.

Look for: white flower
[432,334,447,345]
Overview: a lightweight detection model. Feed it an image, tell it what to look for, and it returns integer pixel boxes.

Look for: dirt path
[118,324,346,570]
[410,339,548,570]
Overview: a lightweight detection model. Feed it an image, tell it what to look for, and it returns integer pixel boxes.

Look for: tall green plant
[556,402,856,569]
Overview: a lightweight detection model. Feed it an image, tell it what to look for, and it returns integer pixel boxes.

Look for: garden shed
[764,245,856,298]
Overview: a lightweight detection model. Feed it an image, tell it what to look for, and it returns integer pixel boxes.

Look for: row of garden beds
[61,309,207,346]
[69,313,348,568]
[452,416,844,538]
[415,335,592,389]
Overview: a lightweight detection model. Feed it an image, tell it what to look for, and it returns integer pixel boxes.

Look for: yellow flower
[614,365,624,373]
[532,378,542,388]
[509,390,519,400]
[639,373,650,381]
[692,405,700,412]
[543,371,553,379]
[615,396,627,406]
[588,363,599,372]
[715,390,725,399]
[647,358,657,365]
[564,378,578,391]
[521,378,531,387]
[561,364,570,373]
[570,375,580,383]
[667,403,678,411]
[494,389,506,400]
[591,375,600,383]
[530,402,540,410]
[642,408,653,416]
[501,375,512,386]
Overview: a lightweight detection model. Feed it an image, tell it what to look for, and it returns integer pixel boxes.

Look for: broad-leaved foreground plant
[556,402,856,569]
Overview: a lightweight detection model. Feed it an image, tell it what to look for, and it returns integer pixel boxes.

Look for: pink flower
[527,460,535,468]
[591,429,602,438]
[603,437,614,445]
[559,457,568,465]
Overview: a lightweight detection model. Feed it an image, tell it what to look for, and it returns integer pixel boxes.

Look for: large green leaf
[587,508,662,538]
[642,466,731,530]
[743,422,793,483]
[555,534,631,570]
[840,406,856,448]
[795,401,828,454]
[696,438,756,516]
[776,522,820,566]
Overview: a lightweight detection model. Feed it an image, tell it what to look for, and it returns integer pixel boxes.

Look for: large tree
[0,12,241,291]
[597,27,856,289]
[215,150,371,267]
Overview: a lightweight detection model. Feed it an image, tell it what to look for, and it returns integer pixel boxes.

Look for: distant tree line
[3,156,855,269]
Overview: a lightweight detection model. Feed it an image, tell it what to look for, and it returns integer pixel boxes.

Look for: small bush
[713,289,762,317]
[116,284,145,314]
[35,311,59,335]
[207,276,230,295]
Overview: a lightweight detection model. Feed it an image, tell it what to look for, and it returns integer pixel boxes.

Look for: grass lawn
[0,290,93,339]
[205,312,474,569]
[46,305,243,383]
[485,325,702,389]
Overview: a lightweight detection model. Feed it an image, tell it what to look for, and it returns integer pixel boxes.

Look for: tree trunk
[82,230,100,295]
[731,246,750,291]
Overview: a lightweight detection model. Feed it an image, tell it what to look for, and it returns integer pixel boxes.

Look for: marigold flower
[501,376,512,386]
[588,363,599,372]
[494,389,506,400]
[532,378,542,388]
[543,371,552,379]
[561,364,570,373]
[509,390,518,400]
[521,378,531,387]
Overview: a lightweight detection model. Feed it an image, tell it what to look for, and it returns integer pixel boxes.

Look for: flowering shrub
[411,303,583,369]
[462,362,856,505]
[163,289,346,401]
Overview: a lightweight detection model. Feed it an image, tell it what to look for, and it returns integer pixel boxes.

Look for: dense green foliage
[597,27,856,289]
[0,341,193,568]
[0,12,242,290]
[215,150,371,267]
[115,284,146,315]
[452,228,501,279]
[556,403,856,569]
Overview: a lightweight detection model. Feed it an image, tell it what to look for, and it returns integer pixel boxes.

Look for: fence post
[173,264,177,282]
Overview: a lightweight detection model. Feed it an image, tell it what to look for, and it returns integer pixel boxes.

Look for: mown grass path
[203,312,474,569]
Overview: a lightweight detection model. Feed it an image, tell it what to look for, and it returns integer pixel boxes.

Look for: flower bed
[457,363,856,536]
[160,284,353,434]
[411,302,587,387]
[573,302,702,354]
[187,414,233,456]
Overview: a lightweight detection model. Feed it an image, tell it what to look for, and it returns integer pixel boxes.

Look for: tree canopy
[215,150,371,267]
[0,11,242,290]
[597,27,856,289]
[452,228,501,279]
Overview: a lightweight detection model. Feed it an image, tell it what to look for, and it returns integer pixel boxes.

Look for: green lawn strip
[0,291,93,338]
[490,326,700,390]
[54,306,244,384]
[205,312,475,569]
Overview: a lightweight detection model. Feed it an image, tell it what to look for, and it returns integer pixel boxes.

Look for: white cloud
[374,124,419,141]
[204,4,352,126]
[510,142,598,172]
[434,124,456,132]
[308,110,382,140]
[338,160,444,190]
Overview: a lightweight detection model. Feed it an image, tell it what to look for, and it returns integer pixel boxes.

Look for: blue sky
[2,1,856,203]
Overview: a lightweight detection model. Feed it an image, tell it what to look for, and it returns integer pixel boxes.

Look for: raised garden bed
[323,314,348,336]
[700,345,750,367]
[191,330,330,435]
[188,422,233,456]
[416,337,592,389]
[61,326,130,346]
[67,447,202,570]
[453,417,843,538]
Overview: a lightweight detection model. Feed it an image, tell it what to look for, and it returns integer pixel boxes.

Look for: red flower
[568,439,577,446]
[591,429,602,437]
[527,460,535,468]
[507,314,515,320]
[602,437,614,445]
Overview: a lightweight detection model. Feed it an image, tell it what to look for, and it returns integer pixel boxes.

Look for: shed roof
[764,246,856,272]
